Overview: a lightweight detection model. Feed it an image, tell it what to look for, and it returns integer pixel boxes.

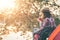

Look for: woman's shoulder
[44,17,54,21]
[43,17,54,23]
[49,17,55,21]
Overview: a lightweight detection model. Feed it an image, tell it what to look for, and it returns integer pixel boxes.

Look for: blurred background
[0,0,60,40]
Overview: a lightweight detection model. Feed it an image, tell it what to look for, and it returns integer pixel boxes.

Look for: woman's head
[40,8,51,19]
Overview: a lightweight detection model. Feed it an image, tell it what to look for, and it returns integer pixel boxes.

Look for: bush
[55,17,60,26]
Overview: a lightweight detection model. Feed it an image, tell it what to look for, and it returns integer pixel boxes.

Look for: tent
[48,24,60,40]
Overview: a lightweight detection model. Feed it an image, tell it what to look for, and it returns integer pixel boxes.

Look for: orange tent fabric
[48,24,60,40]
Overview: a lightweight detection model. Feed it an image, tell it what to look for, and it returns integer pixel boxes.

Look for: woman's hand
[37,17,43,22]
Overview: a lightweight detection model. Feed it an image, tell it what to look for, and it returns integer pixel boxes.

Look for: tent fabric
[48,24,60,40]
[54,32,60,40]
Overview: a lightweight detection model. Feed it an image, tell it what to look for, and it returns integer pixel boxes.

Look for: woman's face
[39,12,44,19]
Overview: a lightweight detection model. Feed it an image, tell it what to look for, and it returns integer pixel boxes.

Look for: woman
[34,7,56,40]
[38,7,56,30]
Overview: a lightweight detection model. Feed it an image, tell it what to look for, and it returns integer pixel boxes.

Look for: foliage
[55,17,60,26]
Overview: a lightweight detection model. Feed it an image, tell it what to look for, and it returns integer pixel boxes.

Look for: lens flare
[0,0,16,11]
